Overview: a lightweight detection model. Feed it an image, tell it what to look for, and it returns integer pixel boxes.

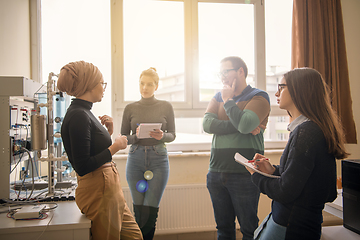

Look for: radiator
[122,184,217,234]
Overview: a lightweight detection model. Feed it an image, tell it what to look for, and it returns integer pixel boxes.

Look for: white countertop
[0,201,91,240]
[324,189,343,219]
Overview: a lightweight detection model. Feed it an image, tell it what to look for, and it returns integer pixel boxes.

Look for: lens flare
[136,180,149,193]
[144,170,154,180]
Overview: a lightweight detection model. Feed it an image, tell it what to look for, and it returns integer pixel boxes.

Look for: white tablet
[137,123,162,139]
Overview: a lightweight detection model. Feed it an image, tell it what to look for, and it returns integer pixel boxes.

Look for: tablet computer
[138,123,162,139]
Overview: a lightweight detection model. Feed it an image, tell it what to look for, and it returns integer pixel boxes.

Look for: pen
[248,158,269,163]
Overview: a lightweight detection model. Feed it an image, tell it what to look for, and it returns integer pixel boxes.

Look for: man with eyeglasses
[203,56,270,240]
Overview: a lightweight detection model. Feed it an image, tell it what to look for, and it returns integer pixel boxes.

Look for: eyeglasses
[100,82,107,90]
[217,68,239,78]
[277,83,287,92]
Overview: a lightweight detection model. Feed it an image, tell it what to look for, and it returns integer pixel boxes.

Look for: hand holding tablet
[137,123,162,139]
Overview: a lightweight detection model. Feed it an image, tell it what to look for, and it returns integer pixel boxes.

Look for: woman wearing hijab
[58,61,143,240]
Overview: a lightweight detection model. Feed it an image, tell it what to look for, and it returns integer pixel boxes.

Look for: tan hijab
[57,61,103,97]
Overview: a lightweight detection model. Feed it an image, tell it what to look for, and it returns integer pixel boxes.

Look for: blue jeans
[126,144,169,208]
[207,171,260,240]
[254,213,286,240]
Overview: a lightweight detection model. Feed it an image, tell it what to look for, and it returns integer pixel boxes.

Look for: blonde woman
[121,67,176,239]
[58,61,143,240]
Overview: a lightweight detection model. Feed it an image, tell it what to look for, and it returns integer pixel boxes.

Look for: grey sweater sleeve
[121,105,139,145]
[161,102,176,142]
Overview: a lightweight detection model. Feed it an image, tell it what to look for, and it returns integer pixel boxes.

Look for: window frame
[33,0,288,151]
[110,0,281,139]
[111,0,266,115]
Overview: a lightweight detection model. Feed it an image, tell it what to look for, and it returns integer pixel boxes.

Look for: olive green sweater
[203,85,270,173]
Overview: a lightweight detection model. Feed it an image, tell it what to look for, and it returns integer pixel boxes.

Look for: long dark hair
[284,68,349,159]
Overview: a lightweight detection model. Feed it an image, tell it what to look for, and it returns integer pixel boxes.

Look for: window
[277,133,288,141]
[112,0,265,112]
[41,0,111,117]
[112,0,292,151]
[123,0,185,102]
[264,0,293,147]
[40,0,292,152]
[198,2,255,102]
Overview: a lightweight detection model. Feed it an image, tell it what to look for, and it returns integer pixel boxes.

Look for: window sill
[113,148,284,160]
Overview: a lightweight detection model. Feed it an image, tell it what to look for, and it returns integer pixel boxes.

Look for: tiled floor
[154,230,243,240]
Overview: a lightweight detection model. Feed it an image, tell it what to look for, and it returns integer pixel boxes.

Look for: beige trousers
[75,162,143,240]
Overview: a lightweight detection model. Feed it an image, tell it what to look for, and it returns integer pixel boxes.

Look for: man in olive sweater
[203,56,270,240]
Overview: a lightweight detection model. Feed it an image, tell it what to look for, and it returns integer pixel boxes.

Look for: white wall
[0,0,31,78]
[341,0,360,161]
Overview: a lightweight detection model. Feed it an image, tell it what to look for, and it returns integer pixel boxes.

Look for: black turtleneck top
[61,98,112,176]
[121,95,176,146]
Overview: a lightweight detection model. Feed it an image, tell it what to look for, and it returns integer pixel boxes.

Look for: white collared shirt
[287,115,310,132]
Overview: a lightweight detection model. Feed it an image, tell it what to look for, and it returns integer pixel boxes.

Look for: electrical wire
[12,148,35,201]
[1,201,58,210]
[7,211,48,220]
[10,147,25,174]
[2,201,57,240]
[34,212,54,240]
[41,202,58,211]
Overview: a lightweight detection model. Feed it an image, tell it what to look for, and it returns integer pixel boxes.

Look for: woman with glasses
[58,61,143,240]
[246,68,349,240]
[121,67,176,240]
